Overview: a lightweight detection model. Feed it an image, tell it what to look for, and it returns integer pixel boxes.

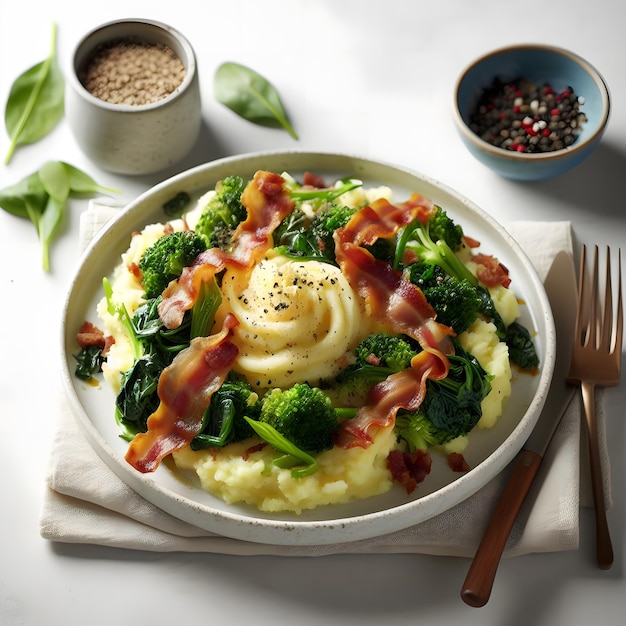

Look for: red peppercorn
[468,77,587,154]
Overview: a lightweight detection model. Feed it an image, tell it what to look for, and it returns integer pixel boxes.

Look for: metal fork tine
[602,246,613,351]
[590,245,600,349]
[576,245,588,347]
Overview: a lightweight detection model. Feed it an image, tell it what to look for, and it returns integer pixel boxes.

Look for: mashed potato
[173,424,397,513]
[215,254,371,388]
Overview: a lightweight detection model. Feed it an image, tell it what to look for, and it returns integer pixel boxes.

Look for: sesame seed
[79,37,185,106]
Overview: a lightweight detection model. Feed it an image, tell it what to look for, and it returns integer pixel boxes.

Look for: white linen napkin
[39,206,610,557]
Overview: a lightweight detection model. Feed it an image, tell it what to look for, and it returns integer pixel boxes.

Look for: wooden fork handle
[461,449,542,607]
[581,380,614,569]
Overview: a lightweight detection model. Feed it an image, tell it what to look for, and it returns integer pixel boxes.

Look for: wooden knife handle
[460,449,542,607]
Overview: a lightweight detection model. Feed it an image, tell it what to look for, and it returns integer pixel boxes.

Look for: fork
[567,244,623,570]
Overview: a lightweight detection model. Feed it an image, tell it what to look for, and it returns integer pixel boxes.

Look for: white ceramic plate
[61,151,556,546]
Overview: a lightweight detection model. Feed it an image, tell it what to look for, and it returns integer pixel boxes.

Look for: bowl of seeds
[66,18,202,175]
[453,44,610,181]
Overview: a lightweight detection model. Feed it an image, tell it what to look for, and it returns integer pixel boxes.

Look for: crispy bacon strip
[447,452,470,473]
[387,448,432,494]
[473,253,511,288]
[158,170,294,329]
[76,321,106,350]
[125,314,239,473]
[333,195,454,449]
[340,194,432,245]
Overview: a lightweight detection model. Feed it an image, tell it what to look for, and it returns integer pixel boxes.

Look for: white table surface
[1,1,625,624]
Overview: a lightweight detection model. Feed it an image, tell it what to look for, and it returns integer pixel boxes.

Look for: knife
[460,250,578,608]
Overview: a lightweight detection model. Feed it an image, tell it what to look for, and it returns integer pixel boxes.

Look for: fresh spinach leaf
[62,162,118,195]
[506,322,540,371]
[162,191,191,217]
[214,62,298,139]
[39,160,70,202]
[0,171,47,218]
[37,195,65,271]
[0,162,118,271]
[4,23,65,164]
[74,345,105,381]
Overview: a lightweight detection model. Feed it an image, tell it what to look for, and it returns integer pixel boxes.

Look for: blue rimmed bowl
[453,44,610,181]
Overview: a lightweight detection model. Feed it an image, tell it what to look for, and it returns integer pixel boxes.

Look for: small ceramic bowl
[66,19,202,175]
[453,44,610,181]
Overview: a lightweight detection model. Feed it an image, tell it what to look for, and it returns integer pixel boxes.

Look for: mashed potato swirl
[215,253,370,388]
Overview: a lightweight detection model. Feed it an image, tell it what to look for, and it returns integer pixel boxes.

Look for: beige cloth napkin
[39,206,610,557]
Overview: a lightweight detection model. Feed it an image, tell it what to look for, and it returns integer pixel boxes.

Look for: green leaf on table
[37,195,66,271]
[0,162,119,272]
[4,22,65,164]
[62,162,120,195]
[39,160,70,202]
[0,171,47,218]
[214,61,298,139]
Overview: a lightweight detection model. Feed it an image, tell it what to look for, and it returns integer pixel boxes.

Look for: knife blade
[461,250,578,608]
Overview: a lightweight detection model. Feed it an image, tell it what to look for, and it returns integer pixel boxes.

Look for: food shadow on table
[507,140,626,225]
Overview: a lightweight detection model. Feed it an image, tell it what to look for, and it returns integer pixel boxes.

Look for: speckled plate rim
[60,150,556,546]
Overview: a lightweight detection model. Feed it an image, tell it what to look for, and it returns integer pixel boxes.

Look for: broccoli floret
[308,203,357,261]
[191,378,261,450]
[394,340,492,452]
[407,262,482,334]
[336,332,419,387]
[394,207,475,282]
[394,209,502,336]
[259,383,340,453]
[138,230,207,299]
[194,175,248,251]
[427,206,464,250]
[355,333,419,371]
